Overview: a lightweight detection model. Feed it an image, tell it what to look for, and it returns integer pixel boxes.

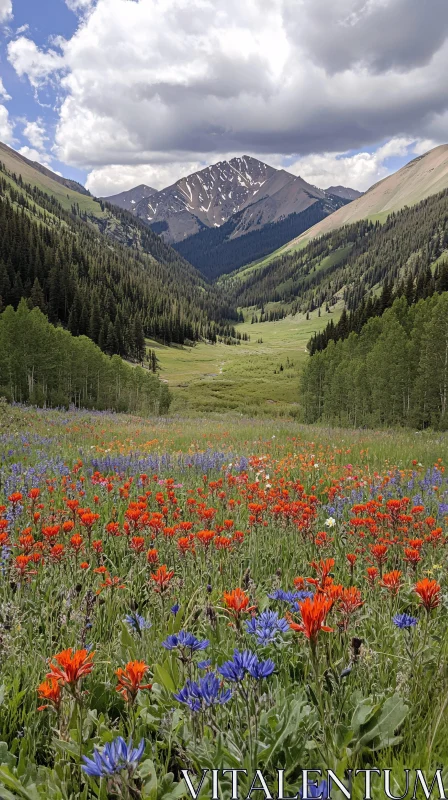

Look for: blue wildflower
[82,736,145,778]
[247,657,275,680]
[162,630,209,653]
[171,603,180,615]
[174,672,232,712]
[393,613,418,629]
[218,649,257,682]
[219,648,274,682]
[245,609,289,645]
[268,589,301,603]
[124,613,151,633]
[198,659,212,670]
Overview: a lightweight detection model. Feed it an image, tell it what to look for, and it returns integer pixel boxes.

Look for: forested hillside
[224,189,448,317]
[0,160,238,360]
[301,293,448,429]
[0,300,171,414]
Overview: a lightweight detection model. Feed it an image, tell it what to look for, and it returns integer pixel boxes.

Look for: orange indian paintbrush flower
[415,578,441,612]
[37,677,62,712]
[289,595,333,643]
[115,660,152,704]
[380,570,403,596]
[46,648,95,687]
[223,587,255,618]
[150,564,174,591]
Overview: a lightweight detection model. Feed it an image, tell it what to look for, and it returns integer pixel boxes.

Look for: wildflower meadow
[1,403,448,798]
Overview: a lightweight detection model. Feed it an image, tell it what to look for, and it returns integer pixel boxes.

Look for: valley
[1,137,448,428]
[147,306,341,415]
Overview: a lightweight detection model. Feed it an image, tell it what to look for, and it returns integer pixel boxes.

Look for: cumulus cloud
[86,159,206,196]
[23,119,47,150]
[0,78,11,100]
[65,0,96,13]
[284,0,448,75]
[0,104,14,143]
[6,0,448,193]
[7,36,65,88]
[0,0,12,23]
[18,145,52,166]
[288,137,440,191]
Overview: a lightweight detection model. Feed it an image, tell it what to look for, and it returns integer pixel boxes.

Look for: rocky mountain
[0,140,237,354]
[325,185,363,201]
[104,156,358,245]
[103,157,356,277]
[131,156,279,242]
[103,183,156,213]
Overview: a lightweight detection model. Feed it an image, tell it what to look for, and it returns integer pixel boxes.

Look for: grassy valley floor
[146,307,340,415]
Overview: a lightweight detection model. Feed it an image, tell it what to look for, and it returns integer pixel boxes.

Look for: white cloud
[86,160,206,196]
[0,104,14,143]
[18,145,52,166]
[0,78,11,100]
[0,0,12,23]
[5,0,448,196]
[287,137,438,191]
[65,0,95,12]
[7,37,65,88]
[23,119,47,150]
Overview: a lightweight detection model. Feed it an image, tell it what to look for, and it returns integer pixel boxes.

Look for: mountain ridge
[103,156,359,246]
[104,183,156,212]
[284,144,448,249]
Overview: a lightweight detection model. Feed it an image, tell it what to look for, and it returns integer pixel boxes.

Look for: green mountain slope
[223,188,448,319]
[0,143,238,359]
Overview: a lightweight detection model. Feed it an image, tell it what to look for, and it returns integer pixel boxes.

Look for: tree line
[301,293,448,430]
[0,301,171,415]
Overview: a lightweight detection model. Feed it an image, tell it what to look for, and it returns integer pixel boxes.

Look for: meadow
[1,402,448,798]
[147,306,342,416]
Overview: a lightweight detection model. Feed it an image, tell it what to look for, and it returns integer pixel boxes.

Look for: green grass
[147,306,342,416]
[0,144,106,216]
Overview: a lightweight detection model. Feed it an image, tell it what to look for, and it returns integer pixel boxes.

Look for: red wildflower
[8,492,23,505]
[46,648,94,687]
[146,548,159,564]
[366,566,379,586]
[415,578,441,612]
[37,677,62,712]
[380,570,403,596]
[49,544,65,562]
[115,660,152,704]
[337,587,364,631]
[370,544,388,569]
[15,554,31,575]
[129,536,146,553]
[404,547,421,569]
[289,595,333,644]
[223,587,255,622]
[196,529,215,548]
[70,534,84,553]
[150,564,174,592]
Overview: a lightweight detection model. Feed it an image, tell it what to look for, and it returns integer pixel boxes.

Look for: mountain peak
[103,183,156,212]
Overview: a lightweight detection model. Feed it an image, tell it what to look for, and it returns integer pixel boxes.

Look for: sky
[0,0,447,197]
